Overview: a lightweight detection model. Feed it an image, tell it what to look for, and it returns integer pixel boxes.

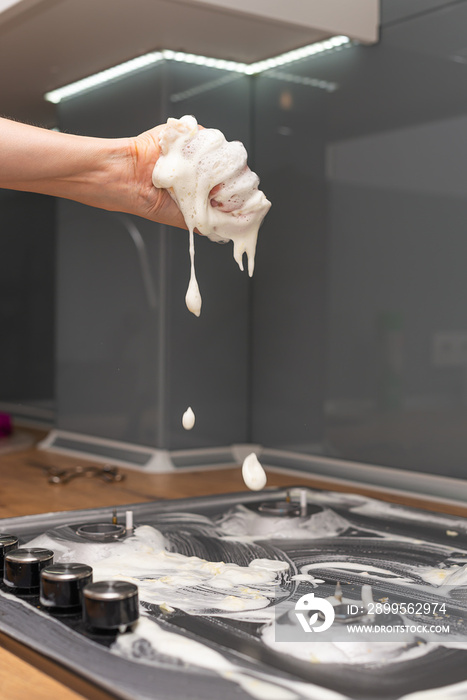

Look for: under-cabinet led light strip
[44,36,350,104]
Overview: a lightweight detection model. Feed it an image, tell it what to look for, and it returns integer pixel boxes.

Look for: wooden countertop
[2,430,467,699]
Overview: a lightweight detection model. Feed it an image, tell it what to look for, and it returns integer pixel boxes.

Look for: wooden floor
[2,430,467,698]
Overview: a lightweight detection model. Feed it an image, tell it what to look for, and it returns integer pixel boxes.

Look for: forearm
[0,117,131,210]
[0,117,189,227]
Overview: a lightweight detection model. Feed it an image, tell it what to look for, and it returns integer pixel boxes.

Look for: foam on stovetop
[113,616,344,700]
[27,524,288,616]
[23,490,467,699]
[218,504,349,540]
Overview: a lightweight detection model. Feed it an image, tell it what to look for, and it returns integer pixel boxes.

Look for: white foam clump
[113,616,333,700]
[242,453,267,491]
[152,115,271,316]
[28,525,287,616]
[350,497,467,531]
[301,561,413,584]
[218,505,349,540]
[261,619,434,667]
[419,562,467,586]
[182,406,195,430]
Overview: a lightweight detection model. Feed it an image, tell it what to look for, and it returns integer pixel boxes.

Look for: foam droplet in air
[242,453,267,491]
[182,407,195,430]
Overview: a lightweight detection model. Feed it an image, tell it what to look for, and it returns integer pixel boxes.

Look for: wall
[56,61,252,449]
[250,72,328,450]
[7,0,467,478]
[0,190,55,408]
[322,0,467,474]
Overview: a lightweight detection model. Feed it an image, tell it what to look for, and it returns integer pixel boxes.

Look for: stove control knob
[40,563,93,610]
[0,534,19,574]
[4,548,54,592]
[83,580,139,631]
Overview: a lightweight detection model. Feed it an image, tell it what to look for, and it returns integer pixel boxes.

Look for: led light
[44,36,350,104]
[45,51,164,103]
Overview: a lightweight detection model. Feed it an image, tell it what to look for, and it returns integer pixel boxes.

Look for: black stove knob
[40,563,93,610]
[4,548,54,592]
[0,534,19,573]
[83,580,139,631]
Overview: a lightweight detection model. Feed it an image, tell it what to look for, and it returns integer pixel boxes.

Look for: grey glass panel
[8,0,467,481]
[0,191,55,410]
[56,61,251,450]
[381,0,454,25]
[252,0,467,476]
[251,73,327,451]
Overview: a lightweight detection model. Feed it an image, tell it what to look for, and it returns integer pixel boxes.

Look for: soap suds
[218,504,349,540]
[242,453,267,491]
[152,115,271,316]
[113,616,343,700]
[182,407,195,430]
[27,525,286,616]
[23,489,467,700]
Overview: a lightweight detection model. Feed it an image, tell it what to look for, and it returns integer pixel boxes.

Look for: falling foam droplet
[182,407,195,430]
[242,453,267,491]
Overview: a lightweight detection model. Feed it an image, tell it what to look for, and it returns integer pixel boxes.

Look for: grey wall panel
[56,202,163,445]
[56,61,251,449]
[326,182,467,404]
[0,191,55,402]
[250,75,328,450]
[322,1,467,475]
[161,63,252,448]
[57,64,167,137]
[381,0,454,25]
[53,0,467,475]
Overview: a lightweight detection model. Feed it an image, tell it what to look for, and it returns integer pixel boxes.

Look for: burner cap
[258,501,302,517]
[76,523,125,541]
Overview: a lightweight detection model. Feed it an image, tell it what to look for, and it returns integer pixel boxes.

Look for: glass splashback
[5,0,467,476]
[252,0,467,476]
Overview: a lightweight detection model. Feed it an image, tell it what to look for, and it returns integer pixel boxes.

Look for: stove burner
[76,523,125,541]
[258,501,302,517]
[3,488,467,700]
[257,499,322,517]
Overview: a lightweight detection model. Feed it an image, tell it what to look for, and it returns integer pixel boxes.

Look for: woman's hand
[115,125,188,228]
[0,117,188,230]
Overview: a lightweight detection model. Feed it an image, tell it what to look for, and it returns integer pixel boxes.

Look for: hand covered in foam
[152,115,271,276]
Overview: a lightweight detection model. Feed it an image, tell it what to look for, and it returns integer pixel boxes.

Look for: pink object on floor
[0,413,12,438]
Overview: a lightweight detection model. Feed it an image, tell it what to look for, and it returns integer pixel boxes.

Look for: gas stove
[2,487,467,700]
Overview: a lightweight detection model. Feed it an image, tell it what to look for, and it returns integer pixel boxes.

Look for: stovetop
[2,487,467,700]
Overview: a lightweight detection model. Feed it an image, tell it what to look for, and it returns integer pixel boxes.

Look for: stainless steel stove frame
[2,488,467,700]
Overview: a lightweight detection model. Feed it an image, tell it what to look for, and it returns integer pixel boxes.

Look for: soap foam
[152,115,271,315]
[27,525,287,616]
[182,406,195,430]
[242,453,267,491]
